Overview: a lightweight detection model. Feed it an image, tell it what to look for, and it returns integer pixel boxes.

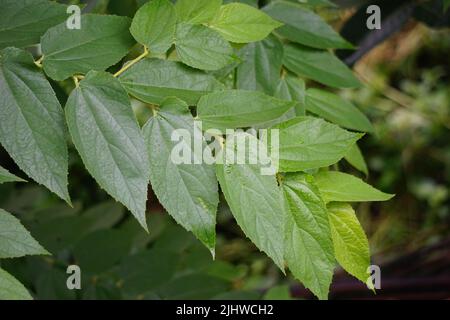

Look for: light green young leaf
[306,88,374,132]
[0,268,32,300]
[0,165,26,184]
[175,23,235,71]
[315,171,394,203]
[0,208,49,258]
[0,0,68,49]
[119,58,224,105]
[263,1,353,49]
[197,90,296,130]
[283,44,361,88]
[65,71,150,230]
[216,132,285,270]
[328,202,371,285]
[236,35,284,95]
[130,0,176,54]
[41,14,135,81]
[142,98,219,254]
[175,0,222,24]
[344,143,368,175]
[281,172,335,300]
[267,117,363,172]
[209,3,283,43]
[0,47,70,203]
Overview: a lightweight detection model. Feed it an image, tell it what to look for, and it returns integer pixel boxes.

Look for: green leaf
[175,23,235,71]
[344,143,368,175]
[281,172,335,300]
[283,44,361,88]
[175,0,222,24]
[197,90,296,130]
[130,0,176,53]
[0,0,68,49]
[314,171,394,203]
[41,14,135,81]
[142,98,219,254]
[73,229,132,274]
[0,267,32,300]
[209,3,283,43]
[444,0,450,11]
[236,35,284,95]
[263,1,353,49]
[267,117,363,172]
[276,74,306,116]
[263,285,291,300]
[119,58,224,105]
[0,47,70,203]
[0,208,48,258]
[328,202,371,285]
[0,165,25,184]
[305,88,374,132]
[216,132,285,270]
[65,71,150,230]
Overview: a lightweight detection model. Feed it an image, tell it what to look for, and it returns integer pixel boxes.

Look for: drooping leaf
[236,35,284,95]
[0,0,68,49]
[315,171,394,203]
[216,132,285,270]
[305,88,374,132]
[328,202,371,286]
[197,90,296,130]
[130,0,176,53]
[209,3,283,43]
[266,117,363,172]
[0,208,48,258]
[142,98,219,254]
[0,165,25,184]
[65,71,150,230]
[0,267,32,300]
[263,1,353,49]
[283,43,361,88]
[175,23,235,71]
[344,143,368,175]
[175,0,222,24]
[0,47,70,202]
[281,172,335,300]
[119,58,224,105]
[41,14,135,81]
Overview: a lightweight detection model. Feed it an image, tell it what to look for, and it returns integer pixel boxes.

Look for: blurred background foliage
[0,0,448,299]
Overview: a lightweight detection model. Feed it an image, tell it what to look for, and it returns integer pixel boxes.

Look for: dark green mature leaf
[267,117,363,172]
[175,0,222,24]
[328,202,371,285]
[344,144,368,175]
[0,165,25,184]
[41,14,135,81]
[263,1,353,49]
[65,71,150,230]
[281,173,335,300]
[283,44,361,88]
[197,90,296,130]
[142,98,219,254]
[175,23,235,71]
[119,58,224,105]
[0,48,70,202]
[0,0,67,49]
[216,132,285,270]
[0,208,48,258]
[0,267,32,300]
[236,35,284,95]
[130,0,176,53]
[276,74,306,116]
[306,88,374,132]
[315,171,394,203]
[209,3,283,43]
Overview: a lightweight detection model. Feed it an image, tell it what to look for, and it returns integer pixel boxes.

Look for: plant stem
[34,55,44,68]
[114,46,149,78]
